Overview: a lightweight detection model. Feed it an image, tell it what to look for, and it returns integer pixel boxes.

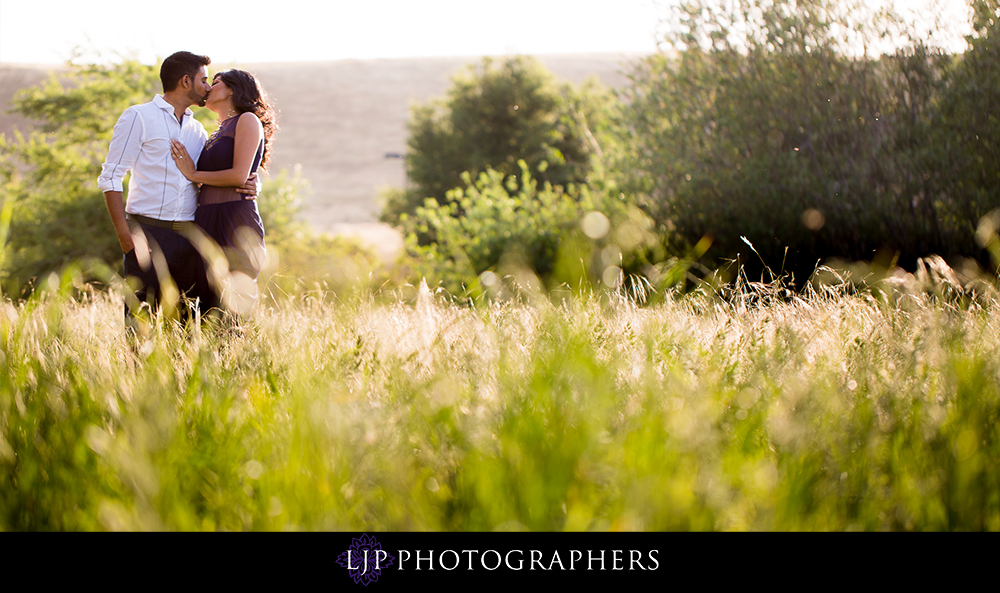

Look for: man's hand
[236,173,260,200]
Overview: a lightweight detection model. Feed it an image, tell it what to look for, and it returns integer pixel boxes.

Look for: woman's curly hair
[215,69,278,171]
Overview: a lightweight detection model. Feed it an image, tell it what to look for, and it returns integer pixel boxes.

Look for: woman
[170,69,277,314]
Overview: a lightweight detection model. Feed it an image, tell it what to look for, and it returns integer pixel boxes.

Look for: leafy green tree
[933,0,1000,258]
[0,59,169,296]
[615,0,993,283]
[382,56,614,225]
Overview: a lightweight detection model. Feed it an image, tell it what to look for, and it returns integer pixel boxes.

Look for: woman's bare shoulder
[235,111,264,135]
[237,111,261,123]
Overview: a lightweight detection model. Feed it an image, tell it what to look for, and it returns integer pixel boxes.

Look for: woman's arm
[170,112,263,187]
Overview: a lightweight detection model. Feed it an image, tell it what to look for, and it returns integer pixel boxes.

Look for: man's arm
[104,191,134,253]
[98,108,142,194]
[99,107,143,253]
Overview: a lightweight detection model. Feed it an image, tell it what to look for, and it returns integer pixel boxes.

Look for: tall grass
[1,270,998,531]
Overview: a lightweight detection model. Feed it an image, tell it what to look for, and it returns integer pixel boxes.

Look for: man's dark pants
[122,219,202,324]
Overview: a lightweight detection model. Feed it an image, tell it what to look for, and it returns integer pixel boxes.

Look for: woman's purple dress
[195,115,266,311]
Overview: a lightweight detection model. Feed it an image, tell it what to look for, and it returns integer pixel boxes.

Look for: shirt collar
[153,94,194,118]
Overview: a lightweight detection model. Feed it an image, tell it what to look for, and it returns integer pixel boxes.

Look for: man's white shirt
[97,95,208,222]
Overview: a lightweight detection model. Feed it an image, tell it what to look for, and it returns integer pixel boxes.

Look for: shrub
[399,160,659,297]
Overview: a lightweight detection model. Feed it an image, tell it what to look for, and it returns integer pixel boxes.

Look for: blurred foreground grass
[1,273,998,531]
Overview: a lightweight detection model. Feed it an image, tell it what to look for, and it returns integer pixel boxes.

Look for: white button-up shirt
[97,95,208,222]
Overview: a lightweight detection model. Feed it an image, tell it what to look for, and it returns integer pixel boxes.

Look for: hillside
[1,54,643,258]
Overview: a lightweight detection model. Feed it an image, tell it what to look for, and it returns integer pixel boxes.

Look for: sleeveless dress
[195,115,266,311]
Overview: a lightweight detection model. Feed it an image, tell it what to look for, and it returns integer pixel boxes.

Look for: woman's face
[206,76,232,113]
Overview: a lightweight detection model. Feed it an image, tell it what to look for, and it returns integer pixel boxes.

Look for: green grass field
[1,268,998,531]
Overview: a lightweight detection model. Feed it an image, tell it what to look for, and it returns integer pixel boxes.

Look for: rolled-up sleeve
[97,107,143,192]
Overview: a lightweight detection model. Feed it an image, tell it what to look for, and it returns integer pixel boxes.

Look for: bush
[399,160,659,297]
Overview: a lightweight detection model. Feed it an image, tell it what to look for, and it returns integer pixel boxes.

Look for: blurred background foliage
[1,0,999,301]
[614,0,1000,285]
[0,60,165,297]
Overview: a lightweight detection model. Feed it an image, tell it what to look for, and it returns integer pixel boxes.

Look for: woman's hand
[170,140,197,180]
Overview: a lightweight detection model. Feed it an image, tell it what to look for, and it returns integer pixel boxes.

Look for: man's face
[185,65,211,107]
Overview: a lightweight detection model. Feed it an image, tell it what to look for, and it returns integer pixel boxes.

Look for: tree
[933,0,1000,259]
[615,0,992,283]
[0,59,171,296]
[381,56,613,225]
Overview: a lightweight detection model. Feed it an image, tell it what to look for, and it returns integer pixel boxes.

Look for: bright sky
[0,0,973,65]
[0,0,663,65]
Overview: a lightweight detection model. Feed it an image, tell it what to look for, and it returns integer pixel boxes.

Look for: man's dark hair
[160,51,211,92]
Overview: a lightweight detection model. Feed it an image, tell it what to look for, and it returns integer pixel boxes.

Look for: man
[97,51,255,323]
